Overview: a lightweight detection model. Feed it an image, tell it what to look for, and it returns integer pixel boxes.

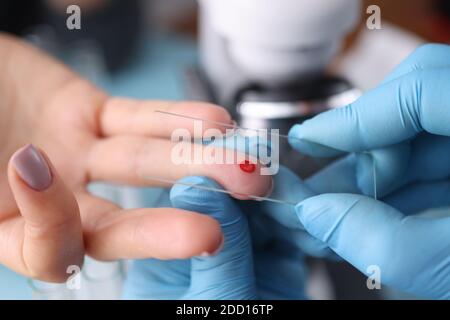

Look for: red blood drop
[239,160,256,173]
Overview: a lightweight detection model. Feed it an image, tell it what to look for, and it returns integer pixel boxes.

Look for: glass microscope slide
[136,110,378,205]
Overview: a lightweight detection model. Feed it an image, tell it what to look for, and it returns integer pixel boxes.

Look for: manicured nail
[12,144,52,191]
[199,235,225,257]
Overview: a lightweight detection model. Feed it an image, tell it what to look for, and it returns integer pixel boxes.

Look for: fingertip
[288,124,303,148]
[288,124,344,158]
[9,144,53,192]
[140,209,223,260]
[7,145,84,281]
[199,234,225,257]
[174,213,223,258]
[8,144,77,210]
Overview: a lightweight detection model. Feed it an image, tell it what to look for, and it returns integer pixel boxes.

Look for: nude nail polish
[12,144,52,191]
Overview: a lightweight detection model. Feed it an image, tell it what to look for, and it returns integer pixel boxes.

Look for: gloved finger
[4,144,84,282]
[295,193,450,299]
[288,69,450,156]
[338,44,450,174]
[170,177,257,300]
[123,259,190,299]
[296,194,404,268]
[290,44,450,157]
[382,44,450,84]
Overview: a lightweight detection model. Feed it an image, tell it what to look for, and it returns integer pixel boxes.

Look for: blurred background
[0,0,448,300]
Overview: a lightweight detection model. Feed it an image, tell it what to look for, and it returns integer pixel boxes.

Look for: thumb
[295,194,450,299]
[170,176,257,299]
[295,194,404,275]
[8,144,84,282]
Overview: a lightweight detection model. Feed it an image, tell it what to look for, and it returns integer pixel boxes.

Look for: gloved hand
[289,43,450,197]
[288,44,450,299]
[123,176,307,299]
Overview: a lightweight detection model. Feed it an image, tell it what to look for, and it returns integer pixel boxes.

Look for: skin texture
[0,33,272,282]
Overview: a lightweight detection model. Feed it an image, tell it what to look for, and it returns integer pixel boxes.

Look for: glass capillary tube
[141,175,297,206]
[150,110,303,205]
[143,175,297,206]
[151,110,379,203]
[143,161,378,204]
[154,110,305,144]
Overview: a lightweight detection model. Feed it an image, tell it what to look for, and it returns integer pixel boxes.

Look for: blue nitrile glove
[288,44,450,299]
[208,132,336,259]
[296,195,450,300]
[123,176,308,299]
[289,43,450,198]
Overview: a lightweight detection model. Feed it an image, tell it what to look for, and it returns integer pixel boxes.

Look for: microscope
[188,0,382,299]
[188,0,362,177]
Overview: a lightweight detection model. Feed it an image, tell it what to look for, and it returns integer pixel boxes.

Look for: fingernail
[12,144,52,191]
[199,235,225,257]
